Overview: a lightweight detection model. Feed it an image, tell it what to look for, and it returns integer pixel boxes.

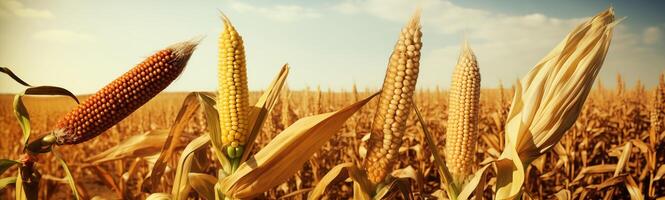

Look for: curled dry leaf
[554,189,572,200]
[309,162,355,200]
[219,92,379,198]
[170,134,211,200]
[188,172,218,200]
[495,8,616,199]
[146,193,172,200]
[86,130,170,164]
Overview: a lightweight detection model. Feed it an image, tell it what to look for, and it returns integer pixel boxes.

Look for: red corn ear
[53,39,199,145]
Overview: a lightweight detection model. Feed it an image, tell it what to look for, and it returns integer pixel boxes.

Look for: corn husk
[495,8,617,199]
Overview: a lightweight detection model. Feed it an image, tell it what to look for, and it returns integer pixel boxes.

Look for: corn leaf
[54,151,80,200]
[390,166,424,195]
[554,189,572,200]
[15,168,27,200]
[0,67,31,87]
[241,64,289,162]
[0,66,79,103]
[3,67,78,147]
[413,102,458,198]
[0,176,16,190]
[220,92,378,198]
[13,94,31,147]
[214,182,224,200]
[624,175,643,200]
[145,92,201,192]
[146,193,172,200]
[170,134,211,200]
[0,159,19,176]
[572,164,617,183]
[614,142,632,177]
[188,173,218,200]
[309,162,354,200]
[23,86,79,104]
[458,164,491,200]
[197,92,232,173]
[86,130,170,164]
[353,178,373,200]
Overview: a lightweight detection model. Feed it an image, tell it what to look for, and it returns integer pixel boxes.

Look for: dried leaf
[220,92,378,198]
[146,193,172,200]
[458,164,491,200]
[309,162,354,200]
[197,92,232,173]
[54,151,80,200]
[624,175,643,200]
[86,130,170,164]
[554,189,572,200]
[414,102,457,198]
[188,173,218,200]
[171,134,211,200]
[241,64,289,162]
[145,92,201,192]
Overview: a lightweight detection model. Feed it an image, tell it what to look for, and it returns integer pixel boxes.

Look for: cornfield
[0,6,664,200]
[0,77,663,199]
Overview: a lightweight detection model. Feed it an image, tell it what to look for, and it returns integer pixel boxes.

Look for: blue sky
[1,0,664,94]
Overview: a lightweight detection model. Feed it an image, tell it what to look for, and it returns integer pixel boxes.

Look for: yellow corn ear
[218,15,250,151]
[54,39,199,145]
[364,12,422,184]
[444,41,480,185]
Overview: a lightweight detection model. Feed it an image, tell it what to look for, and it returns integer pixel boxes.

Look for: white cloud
[643,26,662,45]
[228,0,320,22]
[0,0,53,19]
[32,29,95,43]
[332,0,661,88]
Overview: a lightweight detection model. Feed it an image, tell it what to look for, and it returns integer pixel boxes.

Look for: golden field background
[0,80,664,199]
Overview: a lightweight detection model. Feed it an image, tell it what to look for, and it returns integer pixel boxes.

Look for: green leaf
[54,151,80,200]
[413,102,458,199]
[0,176,16,190]
[13,94,31,147]
[0,159,19,176]
[15,168,26,200]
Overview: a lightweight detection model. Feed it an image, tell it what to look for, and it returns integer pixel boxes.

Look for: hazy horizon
[1,0,664,95]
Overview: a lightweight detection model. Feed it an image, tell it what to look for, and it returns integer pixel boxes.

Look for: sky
[0,0,664,94]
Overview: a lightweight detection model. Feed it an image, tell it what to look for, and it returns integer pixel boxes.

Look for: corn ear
[445,41,480,186]
[364,11,422,185]
[53,39,199,145]
[217,14,250,156]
